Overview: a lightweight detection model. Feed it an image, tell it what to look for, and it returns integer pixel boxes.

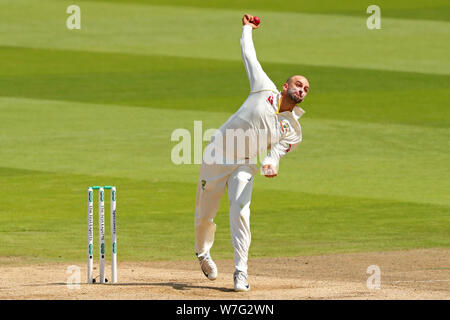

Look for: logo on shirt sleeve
[267,95,274,106]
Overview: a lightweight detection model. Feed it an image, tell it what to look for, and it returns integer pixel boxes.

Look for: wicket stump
[87,186,117,284]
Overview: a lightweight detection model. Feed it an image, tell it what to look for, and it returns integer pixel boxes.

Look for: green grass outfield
[0,0,449,264]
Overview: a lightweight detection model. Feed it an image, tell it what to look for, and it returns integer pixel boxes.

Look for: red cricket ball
[253,16,261,26]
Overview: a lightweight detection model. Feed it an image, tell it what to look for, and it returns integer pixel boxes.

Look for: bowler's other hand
[242,14,260,29]
[263,164,278,178]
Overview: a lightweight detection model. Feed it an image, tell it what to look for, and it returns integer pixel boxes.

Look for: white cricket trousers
[194,162,257,274]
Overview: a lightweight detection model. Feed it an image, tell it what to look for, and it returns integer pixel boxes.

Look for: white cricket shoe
[234,270,250,292]
[197,253,218,280]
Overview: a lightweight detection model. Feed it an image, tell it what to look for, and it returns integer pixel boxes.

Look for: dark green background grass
[1,47,449,127]
[0,0,448,264]
[83,0,450,21]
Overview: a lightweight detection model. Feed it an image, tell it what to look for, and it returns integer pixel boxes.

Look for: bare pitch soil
[0,249,448,300]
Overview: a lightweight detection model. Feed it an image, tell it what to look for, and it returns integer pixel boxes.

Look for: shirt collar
[292,106,306,120]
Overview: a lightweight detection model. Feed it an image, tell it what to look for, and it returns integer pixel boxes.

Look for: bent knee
[229,202,250,217]
[195,216,215,229]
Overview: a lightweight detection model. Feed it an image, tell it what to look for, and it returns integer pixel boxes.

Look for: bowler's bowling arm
[240,25,277,93]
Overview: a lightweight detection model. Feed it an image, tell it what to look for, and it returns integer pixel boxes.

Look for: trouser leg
[194,165,228,257]
[227,166,254,273]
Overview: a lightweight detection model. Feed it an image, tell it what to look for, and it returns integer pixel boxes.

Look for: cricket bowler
[194,14,310,292]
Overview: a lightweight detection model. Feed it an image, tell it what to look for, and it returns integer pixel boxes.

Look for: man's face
[283,76,310,104]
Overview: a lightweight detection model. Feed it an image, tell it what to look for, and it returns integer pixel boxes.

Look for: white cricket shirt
[205,25,305,170]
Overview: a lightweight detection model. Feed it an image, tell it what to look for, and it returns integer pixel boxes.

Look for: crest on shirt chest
[280,119,291,134]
